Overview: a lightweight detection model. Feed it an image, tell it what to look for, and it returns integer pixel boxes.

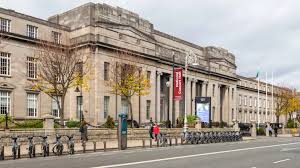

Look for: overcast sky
[1,0,299,88]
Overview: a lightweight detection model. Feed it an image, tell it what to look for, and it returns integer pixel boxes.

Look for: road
[1,137,300,168]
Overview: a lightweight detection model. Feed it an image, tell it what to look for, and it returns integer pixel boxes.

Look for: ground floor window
[0,91,10,115]
[77,96,83,119]
[52,96,61,118]
[146,100,151,120]
[27,93,38,117]
[104,96,110,118]
[121,97,129,114]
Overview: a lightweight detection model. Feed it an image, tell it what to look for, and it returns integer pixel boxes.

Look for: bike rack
[103,141,107,152]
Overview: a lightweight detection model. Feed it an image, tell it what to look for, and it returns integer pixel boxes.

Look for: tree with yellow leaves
[108,51,150,128]
[33,41,92,125]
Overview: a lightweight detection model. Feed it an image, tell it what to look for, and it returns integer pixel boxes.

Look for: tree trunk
[60,95,65,127]
[128,98,133,128]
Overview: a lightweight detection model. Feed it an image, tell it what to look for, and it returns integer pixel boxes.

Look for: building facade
[0,3,287,126]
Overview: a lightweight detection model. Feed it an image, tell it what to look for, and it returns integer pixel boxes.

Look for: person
[153,122,160,141]
[149,118,154,139]
[274,125,278,137]
[80,120,88,142]
[268,126,273,137]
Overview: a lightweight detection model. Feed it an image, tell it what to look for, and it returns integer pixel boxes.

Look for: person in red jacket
[153,123,160,141]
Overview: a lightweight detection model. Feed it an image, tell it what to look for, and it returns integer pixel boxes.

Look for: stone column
[223,86,229,124]
[186,77,192,116]
[217,84,222,123]
[191,79,197,116]
[156,71,162,122]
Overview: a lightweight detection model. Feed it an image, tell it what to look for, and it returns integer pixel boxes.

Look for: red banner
[174,68,183,100]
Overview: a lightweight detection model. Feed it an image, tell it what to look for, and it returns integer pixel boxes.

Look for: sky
[1,0,299,88]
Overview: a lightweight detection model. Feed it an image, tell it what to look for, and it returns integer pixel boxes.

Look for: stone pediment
[0,82,16,90]
[97,21,156,43]
[206,47,236,68]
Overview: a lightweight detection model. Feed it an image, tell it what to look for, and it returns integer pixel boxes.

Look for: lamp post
[183,51,199,133]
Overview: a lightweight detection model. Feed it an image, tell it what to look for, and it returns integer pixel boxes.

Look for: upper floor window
[147,71,151,81]
[27,93,38,117]
[244,96,247,106]
[239,95,242,105]
[104,62,110,81]
[52,31,61,44]
[0,52,10,76]
[254,98,257,107]
[0,18,11,32]
[27,57,37,79]
[249,97,252,107]
[0,91,10,115]
[27,25,38,39]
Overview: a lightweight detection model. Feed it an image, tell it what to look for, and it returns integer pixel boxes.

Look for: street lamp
[184,51,199,133]
[75,86,83,122]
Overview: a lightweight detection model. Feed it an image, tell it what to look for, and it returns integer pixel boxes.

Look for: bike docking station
[118,113,128,150]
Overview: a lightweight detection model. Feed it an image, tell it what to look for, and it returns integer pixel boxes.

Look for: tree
[33,41,92,125]
[107,51,151,127]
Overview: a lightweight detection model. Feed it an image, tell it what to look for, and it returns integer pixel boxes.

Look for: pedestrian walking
[274,125,278,137]
[153,122,160,141]
[149,117,154,139]
[80,120,88,142]
[268,126,273,137]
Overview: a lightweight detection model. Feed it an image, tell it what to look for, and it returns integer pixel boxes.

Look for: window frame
[146,100,151,120]
[0,17,11,32]
[51,96,61,118]
[52,31,61,44]
[0,91,10,115]
[27,57,37,79]
[104,62,110,81]
[104,96,110,119]
[26,25,38,39]
[0,52,11,76]
[27,93,38,117]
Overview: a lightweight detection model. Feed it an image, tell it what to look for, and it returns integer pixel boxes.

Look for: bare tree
[107,51,150,127]
[33,41,92,125]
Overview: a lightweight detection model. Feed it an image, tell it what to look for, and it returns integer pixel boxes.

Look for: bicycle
[11,136,19,160]
[52,134,64,156]
[27,136,35,158]
[159,133,168,147]
[66,135,75,155]
[40,135,49,157]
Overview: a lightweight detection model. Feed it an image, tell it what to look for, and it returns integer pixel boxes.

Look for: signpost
[195,97,211,128]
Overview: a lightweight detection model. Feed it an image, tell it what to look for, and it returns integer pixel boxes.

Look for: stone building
[0,3,288,126]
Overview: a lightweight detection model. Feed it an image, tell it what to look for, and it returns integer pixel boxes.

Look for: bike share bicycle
[27,136,35,158]
[52,134,63,156]
[40,135,49,157]
[11,136,20,160]
[66,135,75,155]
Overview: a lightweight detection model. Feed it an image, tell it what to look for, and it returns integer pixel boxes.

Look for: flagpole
[265,72,268,123]
[257,75,260,128]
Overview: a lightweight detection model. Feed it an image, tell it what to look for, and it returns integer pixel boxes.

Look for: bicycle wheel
[52,144,57,155]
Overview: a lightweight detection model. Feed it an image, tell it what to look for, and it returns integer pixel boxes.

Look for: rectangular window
[244,96,247,106]
[52,97,61,118]
[27,93,38,117]
[146,100,151,120]
[121,96,129,114]
[52,31,61,44]
[77,96,83,119]
[0,91,10,115]
[104,62,110,81]
[254,98,257,107]
[104,96,109,118]
[0,52,10,76]
[147,71,151,81]
[249,97,252,107]
[239,95,242,105]
[27,25,38,38]
[27,57,37,79]
[0,18,11,32]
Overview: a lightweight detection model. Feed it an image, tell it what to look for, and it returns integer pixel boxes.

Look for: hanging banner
[174,68,183,100]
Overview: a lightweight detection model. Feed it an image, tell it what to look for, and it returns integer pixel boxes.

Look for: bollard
[149,139,152,148]
[142,139,145,148]
[157,140,159,147]
[33,145,36,157]
[18,145,21,159]
[0,146,4,160]
[93,142,97,152]
[181,137,183,145]
[169,138,172,146]
[103,141,107,152]
[47,144,50,156]
[175,137,178,146]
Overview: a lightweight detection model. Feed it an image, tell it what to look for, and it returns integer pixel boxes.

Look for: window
[27,57,37,79]
[0,91,10,115]
[27,93,38,117]
[254,98,257,107]
[52,97,61,118]
[249,97,252,107]
[27,25,38,38]
[0,52,10,76]
[52,31,61,44]
[121,96,129,114]
[239,95,242,105]
[0,18,10,32]
[104,62,110,81]
[147,71,151,81]
[146,100,151,120]
[77,96,83,119]
[212,84,215,97]
[244,96,247,106]
[104,96,109,118]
